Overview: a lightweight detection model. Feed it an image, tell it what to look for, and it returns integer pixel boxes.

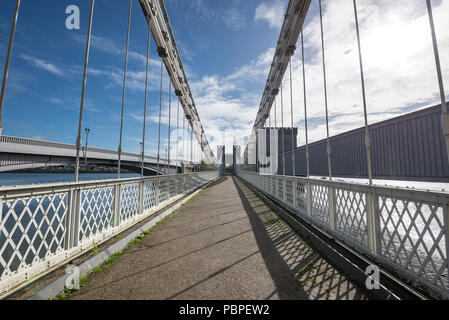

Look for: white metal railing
[0,171,218,297]
[236,170,449,299]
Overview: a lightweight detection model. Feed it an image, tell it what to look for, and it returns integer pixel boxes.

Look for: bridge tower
[217,145,225,175]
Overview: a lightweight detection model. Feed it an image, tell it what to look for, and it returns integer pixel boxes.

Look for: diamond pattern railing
[79,186,114,242]
[235,170,449,299]
[0,171,218,297]
[0,193,67,285]
[311,183,330,226]
[120,183,140,223]
[335,187,368,248]
[377,191,448,291]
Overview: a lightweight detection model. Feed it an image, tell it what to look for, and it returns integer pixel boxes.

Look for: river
[0,173,141,187]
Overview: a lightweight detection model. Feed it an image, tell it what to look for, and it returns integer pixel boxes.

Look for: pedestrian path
[68,176,369,300]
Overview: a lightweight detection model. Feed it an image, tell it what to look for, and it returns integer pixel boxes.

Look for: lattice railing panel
[277,178,284,199]
[0,193,67,281]
[285,179,293,205]
[335,188,368,248]
[120,183,140,222]
[378,195,448,289]
[311,184,329,225]
[80,186,114,241]
[158,179,170,205]
[0,171,218,296]
[235,170,449,298]
[295,181,308,213]
[271,177,277,197]
[143,181,156,212]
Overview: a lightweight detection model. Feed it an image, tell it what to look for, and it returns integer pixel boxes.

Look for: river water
[0,173,141,187]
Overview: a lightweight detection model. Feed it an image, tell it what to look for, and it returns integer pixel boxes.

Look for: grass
[90,246,100,257]
[53,187,205,300]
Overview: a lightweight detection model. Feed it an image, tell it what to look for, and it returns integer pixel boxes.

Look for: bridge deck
[67,176,369,300]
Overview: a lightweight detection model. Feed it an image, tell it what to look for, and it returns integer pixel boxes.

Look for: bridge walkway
[67,176,369,300]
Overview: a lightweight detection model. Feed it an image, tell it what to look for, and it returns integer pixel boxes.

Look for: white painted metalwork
[236,170,449,299]
[117,0,133,179]
[139,0,216,164]
[0,171,218,297]
[0,0,21,136]
[141,25,151,177]
[75,0,95,182]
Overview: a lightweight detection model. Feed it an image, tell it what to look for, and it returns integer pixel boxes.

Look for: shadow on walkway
[232,176,368,300]
[66,176,368,300]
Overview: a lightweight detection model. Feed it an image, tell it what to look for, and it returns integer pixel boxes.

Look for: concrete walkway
[68,176,369,300]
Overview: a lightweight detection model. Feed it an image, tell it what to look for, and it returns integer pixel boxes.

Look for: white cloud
[20,54,65,76]
[223,8,246,31]
[255,0,285,29]
[266,0,449,145]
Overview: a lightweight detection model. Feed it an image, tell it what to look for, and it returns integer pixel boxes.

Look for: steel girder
[139,0,216,164]
[251,0,311,135]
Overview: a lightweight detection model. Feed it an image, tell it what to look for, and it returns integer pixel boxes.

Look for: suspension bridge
[0,0,448,301]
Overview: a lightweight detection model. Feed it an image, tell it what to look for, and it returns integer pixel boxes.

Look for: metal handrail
[0,170,218,297]
[236,169,449,299]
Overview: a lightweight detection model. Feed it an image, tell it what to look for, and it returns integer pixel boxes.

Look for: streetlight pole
[84,128,90,166]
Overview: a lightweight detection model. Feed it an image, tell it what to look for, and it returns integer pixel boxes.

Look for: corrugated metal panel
[275,104,449,182]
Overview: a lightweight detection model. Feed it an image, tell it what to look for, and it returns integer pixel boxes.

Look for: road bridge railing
[0,170,218,297]
[235,169,449,299]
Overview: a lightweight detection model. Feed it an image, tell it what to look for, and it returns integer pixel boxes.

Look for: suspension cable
[0,0,20,136]
[353,0,373,185]
[141,25,150,177]
[301,31,310,178]
[182,109,185,172]
[426,0,449,165]
[157,59,163,175]
[281,83,285,176]
[189,123,192,170]
[289,60,295,177]
[74,0,94,182]
[117,0,132,179]
[274,95,278,175]
[168,80,172,175]
[176,97,180,173]
[319,0,332,181]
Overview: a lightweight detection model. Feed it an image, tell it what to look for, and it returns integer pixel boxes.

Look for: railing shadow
[232,176,369,300]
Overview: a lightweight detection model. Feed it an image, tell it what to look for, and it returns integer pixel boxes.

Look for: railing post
[273,176,279,199]
[444,203,449,282]
[292,179,297,208]
[113,183,121,227]
[328,185,337,231]
[366,189,381,254]
[64,189,73,250]
[139,180,144,215]
[307,182,313,217]
[283,177,287,202]
[155,178,160,208]
[65,188,81,250]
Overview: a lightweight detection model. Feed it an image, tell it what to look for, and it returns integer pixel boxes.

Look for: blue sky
[0,0,448,160]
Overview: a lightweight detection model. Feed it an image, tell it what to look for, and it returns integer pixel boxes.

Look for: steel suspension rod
[117,0,132,179]
[319,0,332,181]
[157,59,163,175]
[141,25,151,177]
[301,31,310,178]
[353,0,373,185]
[426,0,449,166]
[0,0,21,136]
[75,0,95,182]
[289,60,296,176]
